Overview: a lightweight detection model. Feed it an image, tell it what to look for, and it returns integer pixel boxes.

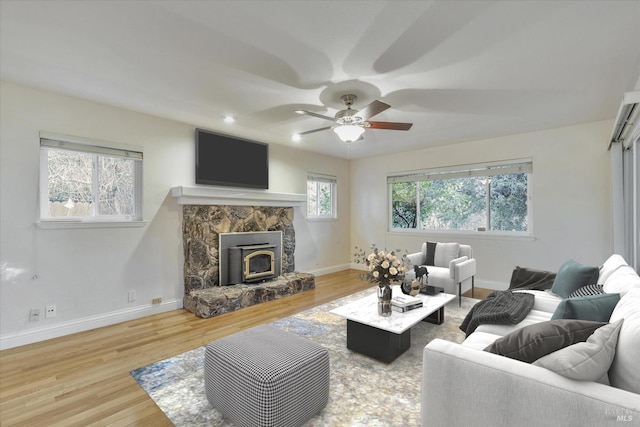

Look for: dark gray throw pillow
[424,241,437,266]
[484,319,606,363]
[550,259,599,298]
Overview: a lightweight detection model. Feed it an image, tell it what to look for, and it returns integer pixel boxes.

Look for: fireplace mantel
[170,186,306,207]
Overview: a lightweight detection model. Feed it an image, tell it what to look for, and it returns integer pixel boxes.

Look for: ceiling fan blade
[298,126,333,136]
[367,121,413,131]
[353,100,390,121]
[294,109,335,122]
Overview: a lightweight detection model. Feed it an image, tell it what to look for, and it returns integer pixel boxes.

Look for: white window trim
[387,228,536,242]
[387,159,533,236]
[38,132,145,228]
[36,220,146,229]
[306,173,337,221]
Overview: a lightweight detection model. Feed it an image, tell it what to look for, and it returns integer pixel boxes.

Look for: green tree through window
[390,161,530,233]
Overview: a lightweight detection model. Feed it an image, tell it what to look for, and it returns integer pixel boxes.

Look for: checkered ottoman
[204,324,330,427]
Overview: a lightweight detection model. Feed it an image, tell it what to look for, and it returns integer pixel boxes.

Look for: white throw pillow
[608,288,640,394]
[434,243,460,268]
[603,265,640,297]
[533,319,623,381]
[598,254,628,284]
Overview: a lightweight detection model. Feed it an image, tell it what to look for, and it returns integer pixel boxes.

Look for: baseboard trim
[475,279,508,291]
[0,298,183,351]
[308,263,352,276]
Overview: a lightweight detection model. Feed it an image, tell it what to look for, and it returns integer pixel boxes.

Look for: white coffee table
[330,286,456,363]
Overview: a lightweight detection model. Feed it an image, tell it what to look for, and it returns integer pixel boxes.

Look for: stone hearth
[180,204,315,318]
[183,272,315,318]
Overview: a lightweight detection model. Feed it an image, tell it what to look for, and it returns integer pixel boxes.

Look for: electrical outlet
[45,305,57,318]
[152,297,162,304]
[29,309,40,322]
[128,290,136,302]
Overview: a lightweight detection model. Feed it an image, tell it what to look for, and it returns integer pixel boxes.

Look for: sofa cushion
[551,293,620,322]
[608,288,640,394]
[475,309,553,336]
[512,290,562,314]
[598,254,628,284]
[602,265,640,297]
[483,319,606,363]
[532,319,623,381]
[568,284,604,297]
[461,331,502,350]
[550,260,599,298]
[433,242,460,268]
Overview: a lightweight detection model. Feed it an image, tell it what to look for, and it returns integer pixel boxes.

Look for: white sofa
[406,242,476,306]
[422,254,640,427]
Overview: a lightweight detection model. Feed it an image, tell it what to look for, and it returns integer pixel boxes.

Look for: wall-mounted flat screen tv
[196,128,269,189]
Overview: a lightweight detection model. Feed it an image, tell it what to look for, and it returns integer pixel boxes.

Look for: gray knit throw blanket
[460,290,534,337]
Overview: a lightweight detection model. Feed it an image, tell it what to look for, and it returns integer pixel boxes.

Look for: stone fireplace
[182,205,295,292]
[219,231,283,285]
[229,243,277,283]
[175,191,314,318]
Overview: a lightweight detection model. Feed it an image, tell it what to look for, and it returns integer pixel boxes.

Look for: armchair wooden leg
[458,282,462,306]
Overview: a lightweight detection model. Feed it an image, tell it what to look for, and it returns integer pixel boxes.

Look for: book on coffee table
[391,303,423,313]
[391,294,423,310]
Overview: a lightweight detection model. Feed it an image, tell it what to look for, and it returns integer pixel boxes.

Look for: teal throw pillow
[551,293,620,322]
[550,260,599,298]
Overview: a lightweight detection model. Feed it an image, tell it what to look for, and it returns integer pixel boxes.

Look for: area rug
[131,289,479,426]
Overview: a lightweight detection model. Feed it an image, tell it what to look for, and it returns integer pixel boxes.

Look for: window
[389,160,532,234]
[39,134,143,225]
[306,173,337,219]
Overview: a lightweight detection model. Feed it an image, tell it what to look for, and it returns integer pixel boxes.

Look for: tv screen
[196,128,269,189]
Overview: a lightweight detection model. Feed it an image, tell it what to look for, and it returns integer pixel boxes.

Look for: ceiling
[1,1,639,159]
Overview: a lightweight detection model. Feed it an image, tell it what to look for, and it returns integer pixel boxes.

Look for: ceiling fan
[293,94,413,143]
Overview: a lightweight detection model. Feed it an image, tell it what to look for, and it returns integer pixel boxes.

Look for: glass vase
[377,284,392,316]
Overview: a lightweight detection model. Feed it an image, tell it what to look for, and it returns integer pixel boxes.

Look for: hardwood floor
[463,286,494,300]
[0,270,490,426]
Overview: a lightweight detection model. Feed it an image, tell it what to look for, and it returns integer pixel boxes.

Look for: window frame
[387,159,532,237]
[38,132,145,228]
[306,172,337,221]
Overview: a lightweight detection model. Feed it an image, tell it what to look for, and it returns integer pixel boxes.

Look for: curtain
[611,130,639,270]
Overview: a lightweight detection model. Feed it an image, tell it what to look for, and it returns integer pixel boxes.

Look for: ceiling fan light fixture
[333,124,364,143]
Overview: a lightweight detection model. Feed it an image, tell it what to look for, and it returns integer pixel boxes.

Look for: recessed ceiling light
[223,115,235,124]
[291,133,301,142]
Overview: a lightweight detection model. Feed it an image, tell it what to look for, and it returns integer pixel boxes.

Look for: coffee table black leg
[423,306,445,325]
[346,320,410,363]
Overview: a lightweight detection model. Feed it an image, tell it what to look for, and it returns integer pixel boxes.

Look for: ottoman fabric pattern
[205,324,330,427]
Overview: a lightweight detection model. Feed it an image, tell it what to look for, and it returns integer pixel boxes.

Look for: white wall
[0,81,350,349]
[269,144,351,275]
[350,121,613,289]
[0,79,615,348]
